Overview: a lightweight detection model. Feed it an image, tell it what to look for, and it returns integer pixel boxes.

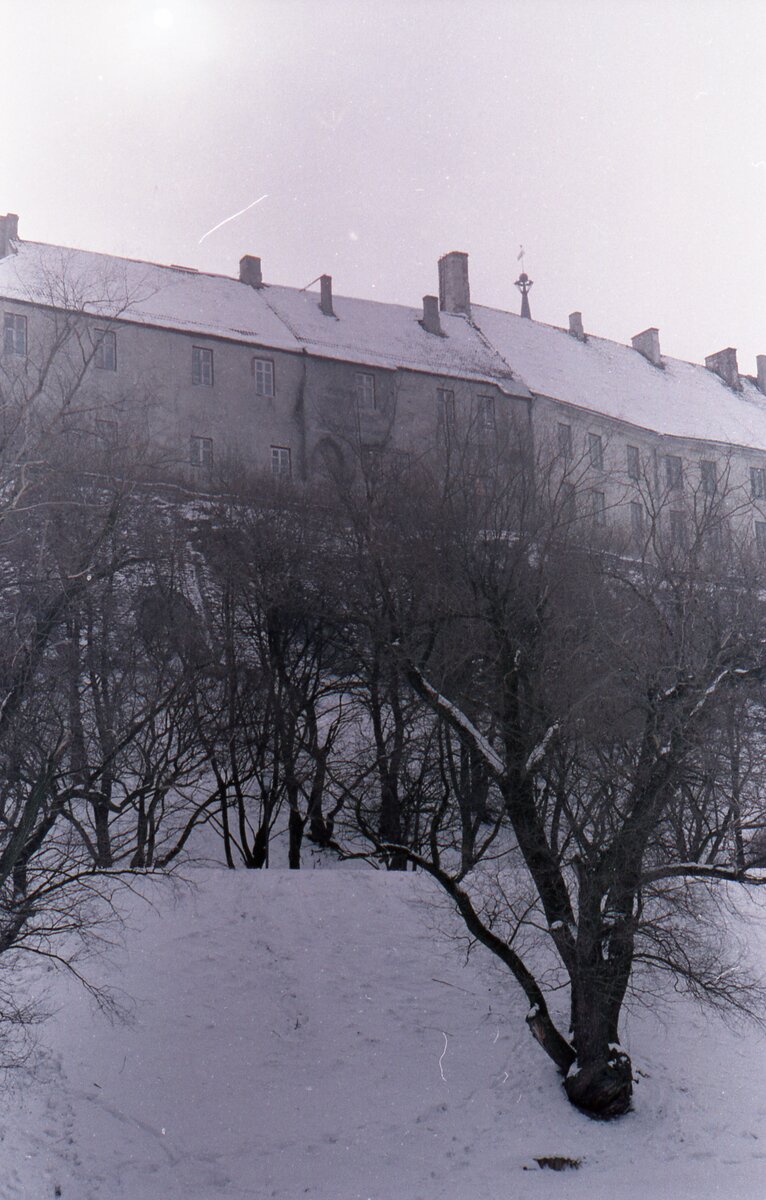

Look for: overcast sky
[3,0,766,372]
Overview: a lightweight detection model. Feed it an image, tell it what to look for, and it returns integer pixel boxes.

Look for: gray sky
[3,0,766,372]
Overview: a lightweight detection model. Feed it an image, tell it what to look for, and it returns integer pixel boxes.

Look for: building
[2,211,766,544]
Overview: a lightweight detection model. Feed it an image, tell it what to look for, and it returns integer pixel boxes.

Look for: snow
[6,237,766,450]
[0,241,529,394]
[473,304,766,450]
[6,865,766,1199]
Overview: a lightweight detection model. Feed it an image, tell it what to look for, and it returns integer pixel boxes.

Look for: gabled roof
[0,241,529,396]
[2,237,766,451]
[473,305,766,452]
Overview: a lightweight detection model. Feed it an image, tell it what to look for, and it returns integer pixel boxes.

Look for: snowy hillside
[9,866,766,1199]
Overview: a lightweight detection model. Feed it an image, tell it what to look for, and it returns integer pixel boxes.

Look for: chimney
[239,254,263,288]
[438,252,471,317]
[756,355,766,394]
[705,347,741,391]
[632,327,662,367]
[421,294,442,336]
[319,274,334,317]
[0,213,19,259]
[569,311,585,341]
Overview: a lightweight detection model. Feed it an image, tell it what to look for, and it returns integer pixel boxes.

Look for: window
[670,509,687,546]
[3,313,26,356]
[94,329,116,371]
[561,482,576,523]
[271,445,292,479]
[751,467,766,500]
[190,435,213,467]
[437,388,455,433]
[630,500,644,538]
[253,358,274,397]
[558,422,572,459]
[192,346,213,386]
[756,521,766,553]
[476,395,495,440]
[355,372,376,411]
[96,418,118,445]
[665,455,683,490]
[701,459,717,496]
[588,433,603,470]
[626,444,640,480]
[591,490,606,526]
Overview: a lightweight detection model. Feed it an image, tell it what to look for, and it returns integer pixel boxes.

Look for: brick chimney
[705,347,741,391]
[569,311,585,341]
[421,295,443,336]
[438,252,471,317]
[632,327,662,367]
[319,274,334,317]
[0,213,19,259]
[239,254,263,288]
[756,355,766,394]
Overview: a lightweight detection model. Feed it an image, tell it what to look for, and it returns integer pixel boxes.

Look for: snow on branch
[397,655,506,780]
[524,724,558,777]
[641,862,766,886]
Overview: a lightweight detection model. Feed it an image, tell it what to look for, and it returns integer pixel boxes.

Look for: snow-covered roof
[472,305,766,452]
[0,241,528,395]
[3,237,766,450]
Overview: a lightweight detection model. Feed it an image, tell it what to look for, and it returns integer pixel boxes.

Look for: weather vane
[514,245,533,319]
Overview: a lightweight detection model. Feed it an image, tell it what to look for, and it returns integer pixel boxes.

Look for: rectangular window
[561,482,576,523]
[253,357,275,397]
[591,490,606,526]
[756,521,766,553]
[665,455,683,490]
[94,329,116,371]
[437,388,455,433]
[355,372,376,411]
[630,500,644,538]
[701,459,717,496]
[626,444,640,480]
[190,435,213,467]
[751,467,766,500]
[477,395,495,439]
[96,418,118,445]
[3,313,27,356]
[192,346,213,386]
[670,509,687,546]
[271,445,292,479]
[588,432,603,470]
[558,422,572,459]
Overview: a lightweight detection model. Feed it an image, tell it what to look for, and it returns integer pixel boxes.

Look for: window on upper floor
[751,467,766,500]
[701,459,717,496]
[3,313,26,356]
[670,509,687,546]
[558,422,572,459]
[253,357,275,397]
[355,372,376,411]
[588,432,603,470]
[591,490,606,526]
[96,418,118,445]
[190,435,213,467]
[437,388,455,434]
[560,481,576,524]
[626,444,640,481]
[756,521,766,553]
[192,346,213,386]
[630,500,644,539]
[94,329,116,371]
[476,395,495,441]
[665,455,683,490]
[271,445,292,479]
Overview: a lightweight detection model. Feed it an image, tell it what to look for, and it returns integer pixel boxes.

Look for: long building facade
[2,210,766,544]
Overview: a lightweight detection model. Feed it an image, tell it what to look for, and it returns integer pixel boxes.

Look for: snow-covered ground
[8,864,766,1199]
